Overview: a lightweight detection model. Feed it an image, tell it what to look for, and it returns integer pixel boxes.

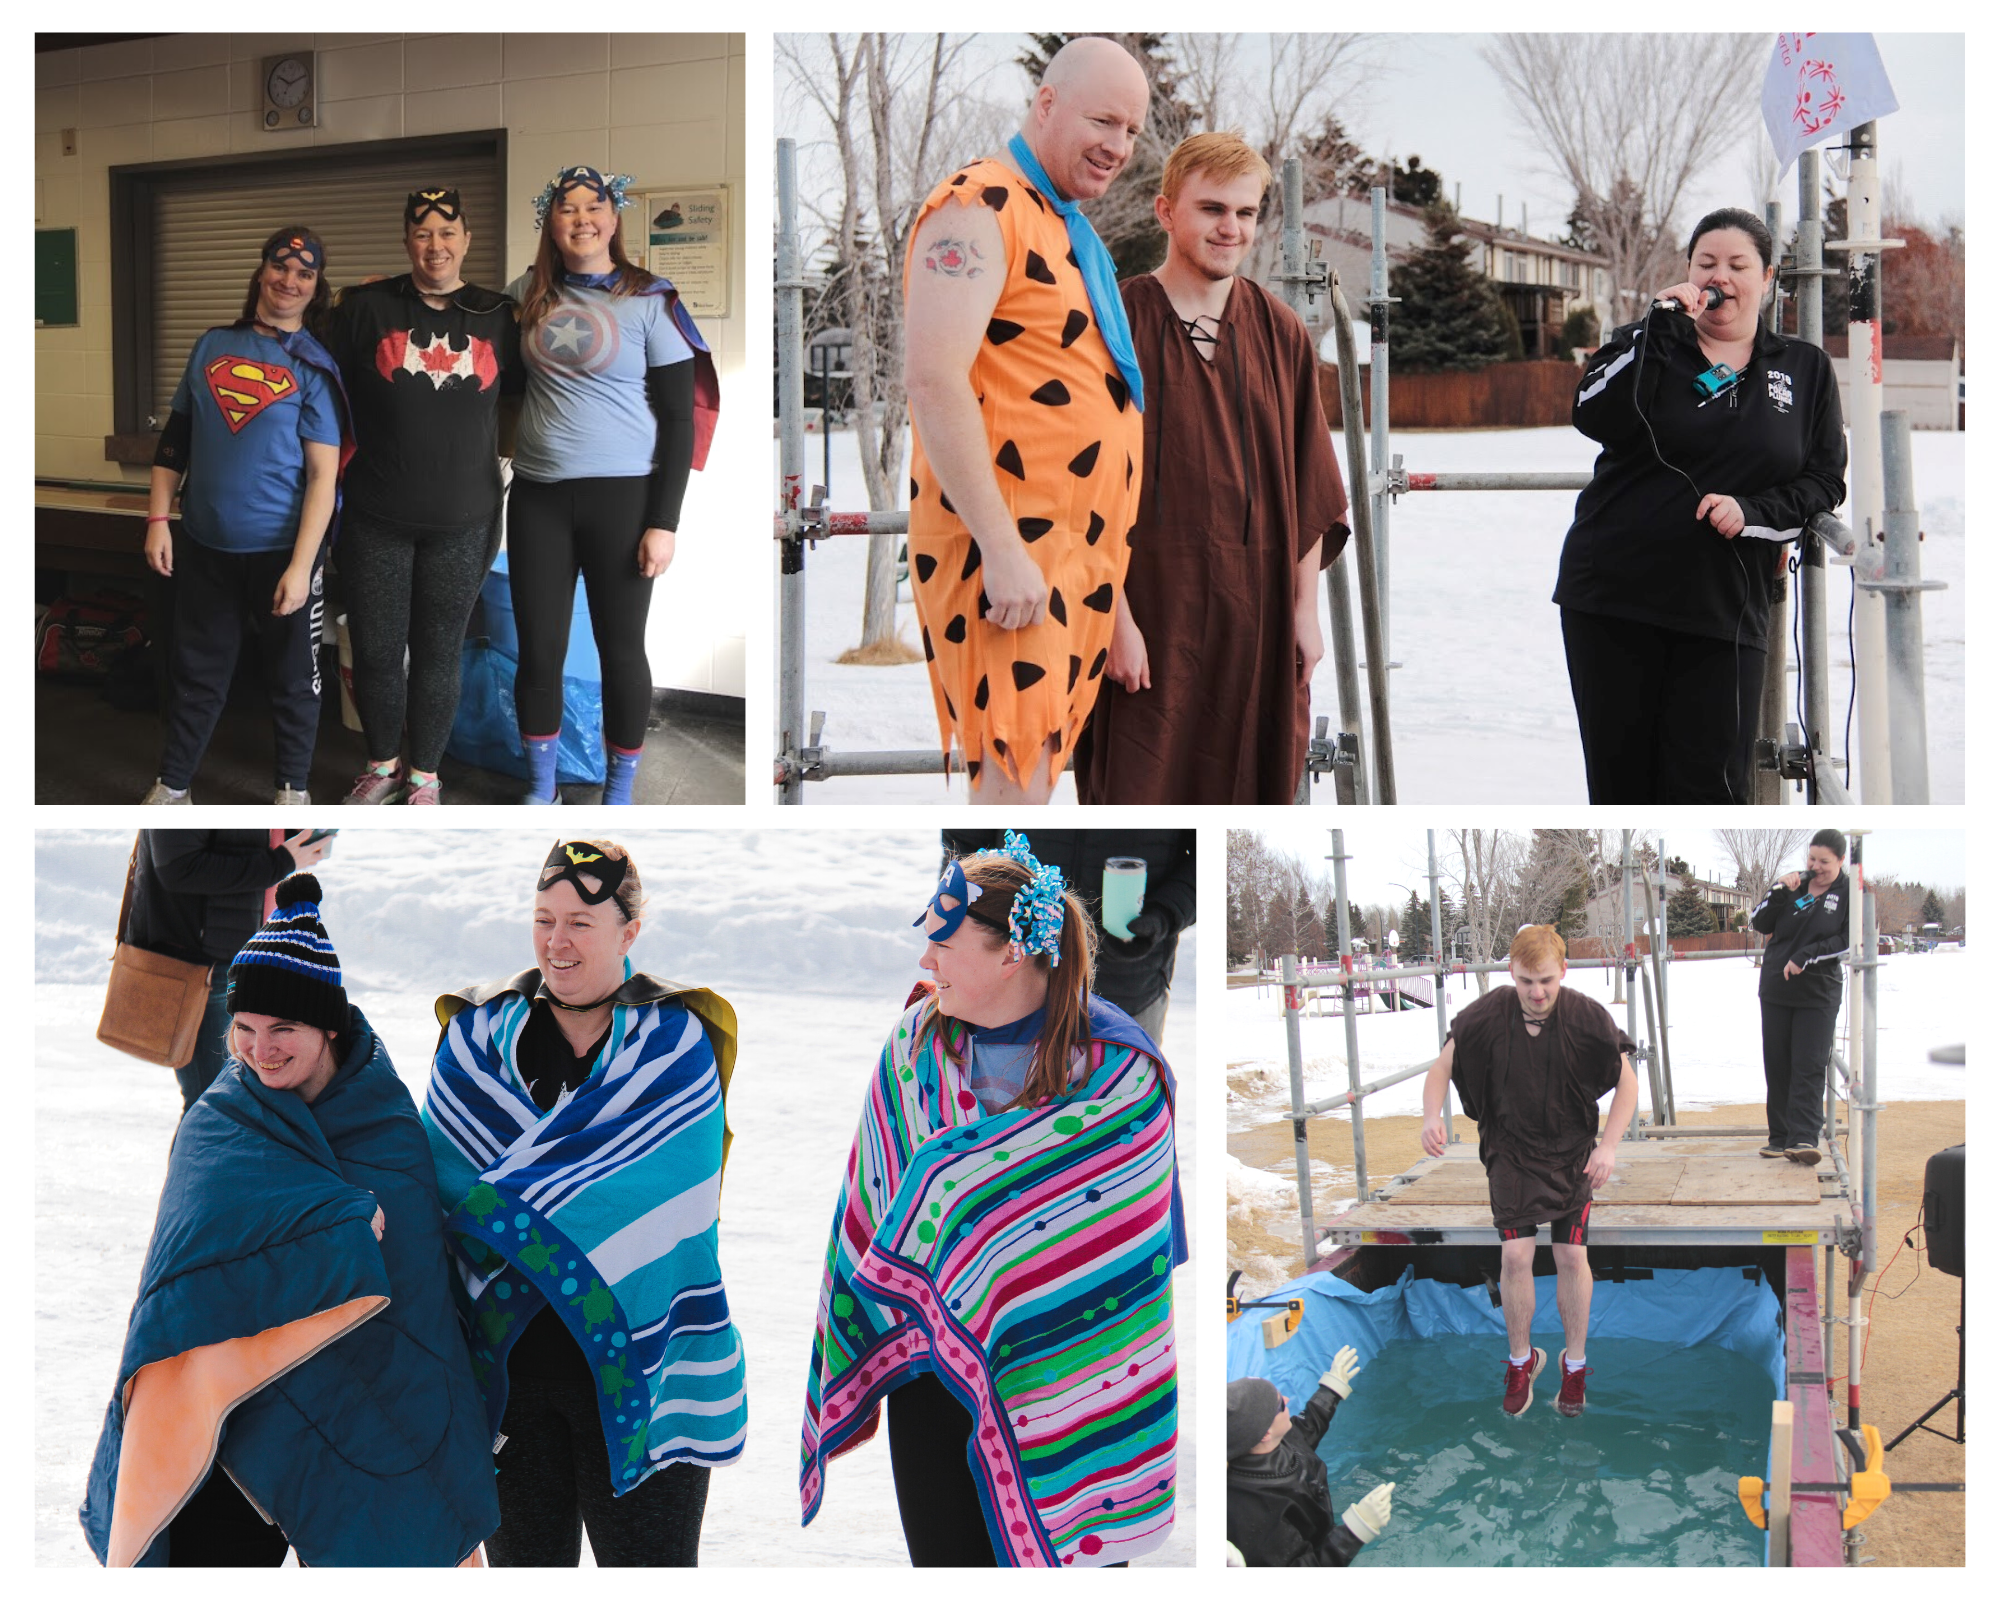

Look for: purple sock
[603,745,642,805]
[523,733,560,804]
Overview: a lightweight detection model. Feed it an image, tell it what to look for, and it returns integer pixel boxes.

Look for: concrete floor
[36,660,744,806]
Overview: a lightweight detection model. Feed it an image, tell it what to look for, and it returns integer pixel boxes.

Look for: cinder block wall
[35,33,747,698]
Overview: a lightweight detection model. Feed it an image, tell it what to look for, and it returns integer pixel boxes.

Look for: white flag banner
[1762,33,1900,174]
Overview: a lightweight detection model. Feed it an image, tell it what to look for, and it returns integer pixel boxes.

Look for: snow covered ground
[777,424,1964,804]
[36,830,1195,1567]
[1225,943,1968,1134]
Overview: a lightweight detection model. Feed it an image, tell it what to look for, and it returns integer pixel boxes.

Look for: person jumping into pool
[1225,1356,1395,1566]
[1419,925,1638,1418]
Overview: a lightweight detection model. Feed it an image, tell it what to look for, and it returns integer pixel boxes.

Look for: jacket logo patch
[1824,892,1840,914]
[203,357,297,433]
[1767,369,1794,413]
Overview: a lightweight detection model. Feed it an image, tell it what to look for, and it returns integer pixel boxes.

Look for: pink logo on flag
[1761,33,1899,174]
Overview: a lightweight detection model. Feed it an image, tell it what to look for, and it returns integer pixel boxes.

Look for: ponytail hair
[912,851,1098,1109]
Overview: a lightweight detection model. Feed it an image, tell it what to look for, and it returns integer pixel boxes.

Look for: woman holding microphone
[1750,829,1851,1165]
[1555,209,1848,802]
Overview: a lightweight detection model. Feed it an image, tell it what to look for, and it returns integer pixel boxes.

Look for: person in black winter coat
[939,829,1194,1042]
[125,830,332,1111]
[1226,1350,1394,1566]
[1555,208,1847,803]
[1749,828,1850,1163]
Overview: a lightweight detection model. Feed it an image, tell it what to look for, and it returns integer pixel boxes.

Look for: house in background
[1821,334,1962,430]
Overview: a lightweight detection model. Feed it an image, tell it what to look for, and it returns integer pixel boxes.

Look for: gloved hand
[1341,1482,1395,1544]
[1108,907,1171,955]
[1321,1344,1361,1399]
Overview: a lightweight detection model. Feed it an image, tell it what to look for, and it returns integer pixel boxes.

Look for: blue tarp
[1228,1266,1787,1409]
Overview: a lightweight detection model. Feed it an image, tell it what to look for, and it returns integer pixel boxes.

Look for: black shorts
[1497,1203,1591,1246]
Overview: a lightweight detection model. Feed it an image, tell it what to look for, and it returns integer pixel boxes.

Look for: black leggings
[165,1462,289,1566]
[1762,1000,1839,1147]
[486,1320,708,1566]
[1560,608,1764,803]
[338,509,498,771]
[887,1371,998,1567]
[505,475,655,749]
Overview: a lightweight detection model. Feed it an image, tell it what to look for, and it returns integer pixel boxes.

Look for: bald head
[1024,38,1151,202]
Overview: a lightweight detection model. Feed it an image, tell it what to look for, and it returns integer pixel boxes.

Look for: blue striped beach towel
[422,970,746,1493]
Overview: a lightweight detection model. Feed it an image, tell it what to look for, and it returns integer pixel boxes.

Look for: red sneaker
[1502,1348,1547,1417]
[1556,1361,1592,1417]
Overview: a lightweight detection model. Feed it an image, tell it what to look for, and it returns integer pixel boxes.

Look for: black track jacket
[1227,1385,1366,1567]
[1555,303,1847,650]
[1751,869,1851,1008]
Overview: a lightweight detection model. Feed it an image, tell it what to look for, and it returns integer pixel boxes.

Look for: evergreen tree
[1666,880,1718,937]
[1402,889,1431,959]
[1296,884,1325,960]
[1921,887,1945,926]
[1388,204,1519,372]
[1322,894,1342,949]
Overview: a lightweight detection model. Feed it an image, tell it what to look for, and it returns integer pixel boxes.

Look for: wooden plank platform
[1336,1134,1845,1246]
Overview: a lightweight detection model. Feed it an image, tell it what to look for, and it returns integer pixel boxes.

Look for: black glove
[1107,907,1173,955]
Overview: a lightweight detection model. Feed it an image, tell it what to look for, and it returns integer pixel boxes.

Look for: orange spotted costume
[904,158,1143,791]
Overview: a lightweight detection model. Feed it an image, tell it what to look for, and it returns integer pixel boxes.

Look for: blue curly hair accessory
[1000,830,1066,966]
[533,165,636,231]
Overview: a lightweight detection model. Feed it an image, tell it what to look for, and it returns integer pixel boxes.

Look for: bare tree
[1448,829,1525,993]
[1484,34,1767,322]
[777,33,1001,658]
[1713,829,1812,897]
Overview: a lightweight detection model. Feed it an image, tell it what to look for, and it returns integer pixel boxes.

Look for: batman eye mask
[405,187,464,227]
[915,858,983,941]
[539,840,630,905]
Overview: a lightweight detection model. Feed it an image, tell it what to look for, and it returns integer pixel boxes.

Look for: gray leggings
[338,510,498,771]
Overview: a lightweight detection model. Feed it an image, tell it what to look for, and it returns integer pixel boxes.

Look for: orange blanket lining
[106,1295,387,1567]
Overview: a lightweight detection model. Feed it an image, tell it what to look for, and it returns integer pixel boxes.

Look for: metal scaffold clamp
[1303,716,1359,782]
[1276,241,1333,309]
[1756,722,1816,782]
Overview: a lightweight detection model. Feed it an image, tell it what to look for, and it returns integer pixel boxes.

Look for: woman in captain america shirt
[141,226,349,806]
[504,166,719,805]
[1555,208,1847,803]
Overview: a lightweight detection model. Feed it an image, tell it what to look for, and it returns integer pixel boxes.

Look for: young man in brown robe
[1075,132,1348,805]
[1419,925,1638,1419]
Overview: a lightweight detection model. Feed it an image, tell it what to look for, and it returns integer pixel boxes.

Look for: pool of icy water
[1317,1334,1773,1565]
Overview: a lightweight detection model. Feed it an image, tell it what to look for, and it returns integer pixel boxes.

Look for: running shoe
[141,781,190,805]
[1758,1145,1789,1158]
[1501,1348,1546,1418]
[402,777,441,806]
[1786,1144,1822,1166]
[1555,1362,1592,1417]
[274,786,312,805]
[344,764,404,804]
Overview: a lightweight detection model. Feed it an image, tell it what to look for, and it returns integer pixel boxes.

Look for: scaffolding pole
[1328,830,1369,1195]
[1867,410,1942,803]
[1281,951,1316,1264]
[776,138,808,805]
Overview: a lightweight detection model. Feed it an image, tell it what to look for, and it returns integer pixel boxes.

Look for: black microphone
[1653,284,1726,313]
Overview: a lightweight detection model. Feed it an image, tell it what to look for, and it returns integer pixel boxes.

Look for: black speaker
[1923,1144,1965,1279]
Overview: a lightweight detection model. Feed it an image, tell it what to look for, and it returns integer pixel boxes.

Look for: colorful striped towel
[802,992,1185,1566]
[423,971,746,1492]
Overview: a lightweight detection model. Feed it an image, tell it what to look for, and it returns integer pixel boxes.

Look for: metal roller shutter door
[149,154,502,421]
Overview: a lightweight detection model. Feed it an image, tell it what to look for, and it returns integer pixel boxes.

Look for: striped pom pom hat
[225,873,348,1032]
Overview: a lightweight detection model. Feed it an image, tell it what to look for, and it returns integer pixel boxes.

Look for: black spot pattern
[944,614,968,644]
[910,477,919,501]
[944,691,956,720]
[950,173,968,186]
[1012,660,1047,691]
[1067,654,1082,690]
[1085,511,1106,545]
[960,542,982,580]
[1088,648,1108,680]
[977,589,992,619]
[981,185,1009,211]
[1060,309,1089,348]
[996,440,1025,478]
[1082,583,1114,612]
[914,553,937,583]
[975,675,990,710]
[1105,372,1129,411]
[967,759,981,781]
[939,489,956,515]
[1028,380,1071,406]
[1067,442,1100,477]
[1066,247,1079,267]
[1024,251,1057,285]
[987,318,1026,345]
[1017,517,1054,543]
[1048,587,1068,625]
[922,626,934,661]
[1024,187,1046,211]
[1125,452,1133,486]
[993,736,1010,758]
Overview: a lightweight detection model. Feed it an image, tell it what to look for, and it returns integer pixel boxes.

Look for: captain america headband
[1000,831,1066,966]
[916,858,985,942]
[405,187,463,227]
[264,233,323,272]
[533,165,636,230]
[539,840,630,905]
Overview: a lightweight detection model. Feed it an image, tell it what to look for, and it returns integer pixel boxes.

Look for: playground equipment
[1236,828,1959,1563]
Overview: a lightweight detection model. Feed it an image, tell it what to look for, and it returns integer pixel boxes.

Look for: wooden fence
[1320,359,1583,429]
[1567,932,1761,960]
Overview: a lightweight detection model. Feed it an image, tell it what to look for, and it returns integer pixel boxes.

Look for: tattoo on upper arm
[921,235,985,278]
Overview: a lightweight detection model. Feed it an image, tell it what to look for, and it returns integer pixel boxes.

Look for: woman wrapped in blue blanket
[802,831,1188,1567]
[423,838,745,1565]
[81,876,499,1566]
